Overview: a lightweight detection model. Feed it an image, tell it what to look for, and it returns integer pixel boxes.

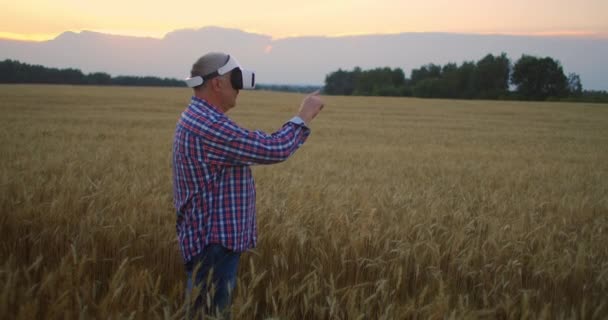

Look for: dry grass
[1,84,607,319]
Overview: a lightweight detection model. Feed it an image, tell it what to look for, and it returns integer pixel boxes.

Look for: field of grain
[1,84,607,319]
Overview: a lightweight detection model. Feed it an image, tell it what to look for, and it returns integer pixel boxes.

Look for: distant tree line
[255,84,323,93]
[3,58,606,102]
[324,53,608,102]
[0,59,325,93]
[0,59,185,87]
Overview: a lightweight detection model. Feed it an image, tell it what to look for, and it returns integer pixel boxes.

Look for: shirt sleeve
[201,118,311,166]
[288,116,308,127]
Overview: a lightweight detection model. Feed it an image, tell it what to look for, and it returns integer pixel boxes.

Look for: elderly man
[172,52,324,317]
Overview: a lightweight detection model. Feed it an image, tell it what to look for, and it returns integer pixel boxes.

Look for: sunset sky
[1,0,607,41]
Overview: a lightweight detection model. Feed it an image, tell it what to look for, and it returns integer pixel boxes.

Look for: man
[172,52,324,317]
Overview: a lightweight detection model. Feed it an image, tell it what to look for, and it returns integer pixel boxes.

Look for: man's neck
[194,92,226,113]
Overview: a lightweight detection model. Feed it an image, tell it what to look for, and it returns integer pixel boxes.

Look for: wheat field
[1,84,607,319]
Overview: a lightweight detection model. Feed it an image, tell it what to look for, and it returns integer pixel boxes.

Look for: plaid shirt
[172,96,310,263]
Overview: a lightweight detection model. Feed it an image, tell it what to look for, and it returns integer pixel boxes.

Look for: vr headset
[185,55,255,90]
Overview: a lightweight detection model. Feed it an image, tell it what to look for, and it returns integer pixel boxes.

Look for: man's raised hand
[298,90,324,125]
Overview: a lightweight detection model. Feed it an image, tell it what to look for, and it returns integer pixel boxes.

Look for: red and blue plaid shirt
[172,96,310,263]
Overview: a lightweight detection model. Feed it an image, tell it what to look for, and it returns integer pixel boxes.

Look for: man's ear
[210,77,223,92]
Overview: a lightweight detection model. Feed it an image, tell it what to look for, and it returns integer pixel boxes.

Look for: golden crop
[1,85,607,319]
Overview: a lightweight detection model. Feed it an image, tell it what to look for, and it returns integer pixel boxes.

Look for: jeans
[185,244,241,319]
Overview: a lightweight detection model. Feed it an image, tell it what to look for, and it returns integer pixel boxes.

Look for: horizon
[2,27,608,43]
[4,48,607,93]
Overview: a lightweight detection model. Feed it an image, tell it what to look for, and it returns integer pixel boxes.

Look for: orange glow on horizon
[2,29,606,43]
[0,32,59,42]
[473,30,608,39]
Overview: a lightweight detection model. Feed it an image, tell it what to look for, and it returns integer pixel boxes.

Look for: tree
[410,64,441,86]
[87,72,112,85]
[436,63,461,98]
[354,67,405,96]
[567,73,583,97]
[511,55,569,100]
[474,53,510,99]
[456,62,477,99]
[324,67,407,96]
[324,68,357,95]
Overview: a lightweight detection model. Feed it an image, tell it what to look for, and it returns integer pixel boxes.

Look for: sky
[1,0,607,41]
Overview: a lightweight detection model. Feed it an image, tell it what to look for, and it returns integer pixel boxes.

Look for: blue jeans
[185,244,241,318]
